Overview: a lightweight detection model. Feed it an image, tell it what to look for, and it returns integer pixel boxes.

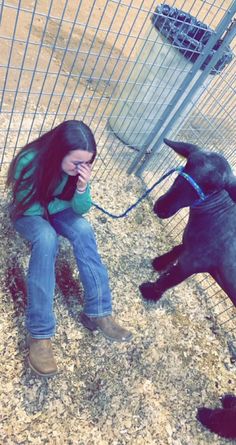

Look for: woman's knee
[27,223,58,253]
[73,217,94,237]
[15,217,58,255]
[69,218,97,249]
[36,226,58,249]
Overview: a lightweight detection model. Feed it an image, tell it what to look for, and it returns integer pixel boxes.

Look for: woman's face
[61,149,93,176]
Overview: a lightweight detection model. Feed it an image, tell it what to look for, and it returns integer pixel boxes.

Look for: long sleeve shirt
[14,150,92,216]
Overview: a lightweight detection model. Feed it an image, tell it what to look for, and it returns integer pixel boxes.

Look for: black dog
[197,394,236,439]
[140,139,236,307]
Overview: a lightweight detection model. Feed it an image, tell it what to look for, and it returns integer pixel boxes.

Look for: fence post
[0,0,4,25]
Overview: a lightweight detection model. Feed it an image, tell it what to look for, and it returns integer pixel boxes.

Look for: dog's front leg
[152,244,183,271]
[139,262,192,301]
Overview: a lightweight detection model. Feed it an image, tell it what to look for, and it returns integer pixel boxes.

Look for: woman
[7,120,132,377]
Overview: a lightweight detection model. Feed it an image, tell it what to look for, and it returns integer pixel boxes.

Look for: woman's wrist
[76,185,87,193]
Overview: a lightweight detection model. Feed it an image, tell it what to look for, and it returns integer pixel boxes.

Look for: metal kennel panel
[0,0,159,182]
[0,0,235,182]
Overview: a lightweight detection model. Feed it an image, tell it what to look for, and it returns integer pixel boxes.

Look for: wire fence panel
[1,1,234,179]
[0,0,158,181]
[0,0,236,333]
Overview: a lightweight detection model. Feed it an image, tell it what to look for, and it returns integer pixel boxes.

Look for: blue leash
[92,166,209,218]
[92,167,183,219]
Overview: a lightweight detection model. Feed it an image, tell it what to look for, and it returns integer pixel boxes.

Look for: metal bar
[1,0,231,27]
[0,0,4,25]
[220,306,236,329]
[2,26,224,49]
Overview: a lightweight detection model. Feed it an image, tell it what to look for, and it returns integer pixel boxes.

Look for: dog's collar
[175,166,208,206]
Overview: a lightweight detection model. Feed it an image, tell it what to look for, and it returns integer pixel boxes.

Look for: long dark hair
[7,120,97,220]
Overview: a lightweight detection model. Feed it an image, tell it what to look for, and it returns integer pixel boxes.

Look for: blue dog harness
[175,166,208,206]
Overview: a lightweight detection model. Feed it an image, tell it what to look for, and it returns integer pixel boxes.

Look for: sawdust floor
[1,174,236,445]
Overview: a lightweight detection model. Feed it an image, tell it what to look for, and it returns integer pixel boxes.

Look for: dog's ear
[225,174,236,202]
[164,138,200,158]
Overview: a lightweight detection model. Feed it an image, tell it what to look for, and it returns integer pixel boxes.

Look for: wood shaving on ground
[1,174,236,445]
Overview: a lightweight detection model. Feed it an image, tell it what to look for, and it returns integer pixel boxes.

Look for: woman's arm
[47,185,92,215]
[14,151,45,216]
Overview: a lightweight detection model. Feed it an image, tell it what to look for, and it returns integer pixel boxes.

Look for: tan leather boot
[28,337,58,377]
[80,313,133,342]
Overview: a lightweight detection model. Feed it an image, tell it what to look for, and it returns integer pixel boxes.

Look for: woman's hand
[76,163,92,192]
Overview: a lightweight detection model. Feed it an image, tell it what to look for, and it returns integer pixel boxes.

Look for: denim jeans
[14,208,112,338]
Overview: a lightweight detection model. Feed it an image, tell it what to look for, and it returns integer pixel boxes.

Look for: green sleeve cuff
[71,185,92,215]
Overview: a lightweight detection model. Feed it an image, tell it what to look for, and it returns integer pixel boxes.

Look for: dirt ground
[1,1,236,444]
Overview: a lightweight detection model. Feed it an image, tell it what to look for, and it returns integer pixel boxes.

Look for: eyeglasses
[72,161,92,166]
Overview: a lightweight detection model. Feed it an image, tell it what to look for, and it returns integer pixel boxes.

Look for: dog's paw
[139,282,162,301]
[197,406,236,439]
[197,407,215,426]
[221,394,236,409]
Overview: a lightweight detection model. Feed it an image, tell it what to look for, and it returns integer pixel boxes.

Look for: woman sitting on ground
[6,119,132,377]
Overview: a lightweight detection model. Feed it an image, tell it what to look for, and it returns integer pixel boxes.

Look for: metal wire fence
[0,0,236,333]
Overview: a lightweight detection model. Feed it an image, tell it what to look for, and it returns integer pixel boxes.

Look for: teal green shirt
[15,151,92,216]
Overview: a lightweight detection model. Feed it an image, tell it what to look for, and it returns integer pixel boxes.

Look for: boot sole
[80,313,133,342]
[28,357,58,378]
[101,331,133,342]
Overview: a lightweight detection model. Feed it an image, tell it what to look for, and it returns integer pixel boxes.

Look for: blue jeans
[14,208,112,338]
